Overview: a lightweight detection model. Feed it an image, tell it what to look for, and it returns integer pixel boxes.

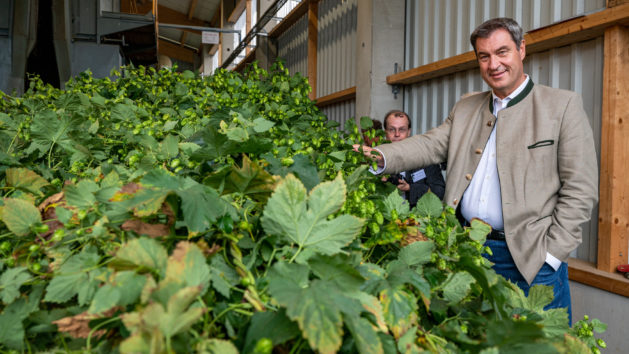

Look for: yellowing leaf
[380,286,418,339]
[1,198,41,236]
[5,168,49,196]
[163,242,211,293]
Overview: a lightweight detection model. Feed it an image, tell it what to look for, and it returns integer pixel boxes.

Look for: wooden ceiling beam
[159,39,196,63]
[179,0,199,46]
[127,1,209,35]
[228,0,246,23]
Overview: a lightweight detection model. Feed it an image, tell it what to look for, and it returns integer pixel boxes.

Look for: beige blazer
[377,83,598,284]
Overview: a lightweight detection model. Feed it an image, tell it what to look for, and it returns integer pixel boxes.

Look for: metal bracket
[392,62,401,99]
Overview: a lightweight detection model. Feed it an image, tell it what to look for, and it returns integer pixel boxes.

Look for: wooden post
[307,0,318,100]
[153,0,159,52]
[246,0,252,55]
[597,25,629,272]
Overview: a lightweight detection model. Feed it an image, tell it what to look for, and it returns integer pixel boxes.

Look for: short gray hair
[470,18,523,53]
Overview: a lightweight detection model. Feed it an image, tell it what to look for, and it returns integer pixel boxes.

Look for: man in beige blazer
[355,18,598,322]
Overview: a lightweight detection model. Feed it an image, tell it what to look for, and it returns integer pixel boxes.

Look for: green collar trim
[488,79,535,114]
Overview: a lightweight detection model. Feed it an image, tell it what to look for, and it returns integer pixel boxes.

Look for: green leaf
[359,116,374,129]
[308,254,365,293]
[399,240,434,266]
[252,117,275,132]
[262,174,363,259]
[383,190,410,220]
[526,285,554,312]
[413,192,443,218]
[111,237,168,275]
[64,180,99,209]
[396,326,421,354]
[178,184,233,233]
[163,242,211,293]
[88,283,120,314]
[1,198,41,236]
[468,218,492,242]
[5,168,49,196]
[163,120,178,131]
[243,310,300,353]
[55,206,73,225]
[88,271,146,314]
[539,308,569,338]
[0,284,44,349]
[161,134,180,159]
[380,286,418,339]
[44,246,101,303]
[442,271,475,304]
[345,314,384,354]
[268,263,343,353]
[210,155,276,202]
[263,153,320,191]
[163,286,204,337]
[0,267,31,304]
[196,339,239,354]
[209,255,239,298]
[27,109,78,157]
[591,319,607,333]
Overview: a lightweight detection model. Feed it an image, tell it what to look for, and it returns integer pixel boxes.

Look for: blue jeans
[483,240,572,324]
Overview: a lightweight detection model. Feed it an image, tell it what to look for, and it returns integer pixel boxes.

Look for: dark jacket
[388,164,445,207]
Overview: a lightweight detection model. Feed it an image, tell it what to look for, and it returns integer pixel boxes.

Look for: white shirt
[459,75,561,270]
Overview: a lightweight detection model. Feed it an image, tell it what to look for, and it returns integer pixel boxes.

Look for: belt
[487,229,506,241]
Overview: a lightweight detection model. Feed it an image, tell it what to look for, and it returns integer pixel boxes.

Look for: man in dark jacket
[382,110,445,207]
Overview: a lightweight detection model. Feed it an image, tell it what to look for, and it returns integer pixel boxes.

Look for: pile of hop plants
[0,62,606,353]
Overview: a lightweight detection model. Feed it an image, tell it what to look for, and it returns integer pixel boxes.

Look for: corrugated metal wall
[319,99,356,132]
[403,1,605,263]
[405,0,606,69]
[316,0,357,97]
[276,14,308,77]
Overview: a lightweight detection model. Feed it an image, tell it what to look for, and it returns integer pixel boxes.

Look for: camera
[387,173,406,186]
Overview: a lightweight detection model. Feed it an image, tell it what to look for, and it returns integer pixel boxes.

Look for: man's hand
[352,144,384,168]
[396,179,410,192]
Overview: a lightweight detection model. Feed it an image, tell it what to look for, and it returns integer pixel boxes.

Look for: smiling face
[475,28,526,99]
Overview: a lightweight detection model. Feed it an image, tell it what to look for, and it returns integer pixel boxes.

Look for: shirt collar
[492,74,530,104]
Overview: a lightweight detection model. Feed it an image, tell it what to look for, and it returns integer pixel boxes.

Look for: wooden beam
[228,0,246,23]
[597,25,629,273]
[179,0,198,46]
[307,0,317,100]
[154,0,159,51]
[387,3,629,85]
[569,258,629,297]
[609,0,629,7]
[268,0,309,38]
[315,87,356,108]
[209,44,219,55]
[128,2,209,35]
[245,0,252,55]
[158,39,196,63]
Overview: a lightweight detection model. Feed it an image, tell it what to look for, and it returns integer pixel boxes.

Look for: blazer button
[465,174,472,181]
[475,148,482,154]
[453,198,458,205]
[487,121,493,127]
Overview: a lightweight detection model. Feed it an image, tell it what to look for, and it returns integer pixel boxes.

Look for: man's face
[475,29,526,99]
[385,115,410,142]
